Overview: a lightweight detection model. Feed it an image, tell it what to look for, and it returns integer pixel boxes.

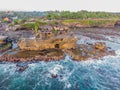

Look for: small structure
[4,17,10,22]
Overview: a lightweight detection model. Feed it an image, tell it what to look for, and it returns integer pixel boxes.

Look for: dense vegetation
[0,11,45,20]
[46,10,120,20]
[0,10,120,21]
[0,10,120,31]
[62,19,116,27]
[20,21,47,33]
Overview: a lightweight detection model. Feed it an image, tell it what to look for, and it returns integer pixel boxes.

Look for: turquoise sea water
[0,39,120,90]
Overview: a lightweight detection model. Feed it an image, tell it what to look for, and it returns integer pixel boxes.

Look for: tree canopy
[46,11,120,20]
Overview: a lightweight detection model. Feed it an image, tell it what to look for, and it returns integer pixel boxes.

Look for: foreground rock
[95,42,106,50]
[66,42,115,61]
[0,41,115,62]
[0,48,65,62]
[16,63,29,72]
[18,36,77,50]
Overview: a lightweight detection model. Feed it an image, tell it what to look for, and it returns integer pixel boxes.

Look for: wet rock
[95,42,106,51]
[51,74,58,78]
[0,48,65,62]
[16,63,28,72]
[66,42,115,61]
[17,66,28,72]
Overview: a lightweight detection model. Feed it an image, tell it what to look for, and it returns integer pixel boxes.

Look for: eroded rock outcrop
[0,48,65,62]
[0,41,115,62]
[66,42,115,61]
[0,36,8,44]
[18,36,77,50]
[95,42,106,50]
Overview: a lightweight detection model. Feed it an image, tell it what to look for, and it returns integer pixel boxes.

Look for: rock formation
[66,42,115,61]
[0,36,12,53]
[95,42,106,51]
[0,48,65,62]
[114,20,120,27]
[18,36,77,50]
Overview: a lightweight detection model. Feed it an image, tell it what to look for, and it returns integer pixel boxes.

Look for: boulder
[95,42,106,51]
[16,63,28,72]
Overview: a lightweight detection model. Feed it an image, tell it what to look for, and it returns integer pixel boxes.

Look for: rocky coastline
[0,26,118,63]
[0,54,65,62]
[0,41,115,62]
[66,43,115,61]
[0,36,12,53]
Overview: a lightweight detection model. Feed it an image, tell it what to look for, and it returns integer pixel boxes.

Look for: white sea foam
[64,82,71,88]
[29,63,36,67]
[106,36,120,42]
[49,64,63,75]
[116,49,120,56]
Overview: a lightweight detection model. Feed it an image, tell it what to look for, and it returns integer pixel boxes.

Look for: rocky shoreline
[66,44,115,61]
[0,36,12,53]
[0,27,118,63]
[0,48,65,62]
[0,55,65,62]
[0,42,115,62]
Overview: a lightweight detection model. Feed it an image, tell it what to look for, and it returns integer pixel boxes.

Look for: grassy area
[19,21,47,33]
[62,19,116,27]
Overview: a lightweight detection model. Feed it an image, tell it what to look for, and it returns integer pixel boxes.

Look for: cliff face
[18,36,77,50]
